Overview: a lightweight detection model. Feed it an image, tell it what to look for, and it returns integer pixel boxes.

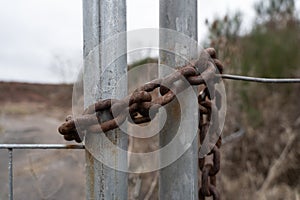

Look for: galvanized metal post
[8,148,13,200]
[159,0,198,199]
[82,0,127,199]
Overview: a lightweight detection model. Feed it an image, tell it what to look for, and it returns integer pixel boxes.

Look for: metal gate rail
[0,144,85,200]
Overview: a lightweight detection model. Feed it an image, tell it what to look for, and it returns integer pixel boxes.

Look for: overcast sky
[0,0,292,83]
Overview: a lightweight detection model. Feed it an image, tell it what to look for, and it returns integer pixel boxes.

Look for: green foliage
[205,0,300,127]
[205,0,300,77]
[241,0,300,77]
[240,25,300,77]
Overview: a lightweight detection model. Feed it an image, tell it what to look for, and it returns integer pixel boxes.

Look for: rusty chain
[58,48,224,200]
[198,86,222,200]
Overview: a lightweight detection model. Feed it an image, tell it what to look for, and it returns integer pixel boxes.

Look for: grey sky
[0,0,292,83]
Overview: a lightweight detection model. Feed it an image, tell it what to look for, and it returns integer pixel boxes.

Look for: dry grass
[219,82,300,200]
[0,81,299,199]
[1,102,46,115]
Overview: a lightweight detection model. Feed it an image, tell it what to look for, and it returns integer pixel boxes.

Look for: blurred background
[0,0,299,199]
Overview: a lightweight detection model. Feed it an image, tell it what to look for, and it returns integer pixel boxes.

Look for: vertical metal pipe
[159,0,198,199]
[82,0,127,199]
[8,148,13,200]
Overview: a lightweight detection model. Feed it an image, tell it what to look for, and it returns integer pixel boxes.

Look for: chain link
[197,48,222,200]
[58,48,224,199]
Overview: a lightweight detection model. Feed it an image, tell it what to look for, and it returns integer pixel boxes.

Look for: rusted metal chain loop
[209,147,220,176]
[198,48,223,200]
[58,48,224,199]
[59,50,218,138]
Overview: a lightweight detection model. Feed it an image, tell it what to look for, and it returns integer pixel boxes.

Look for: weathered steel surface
[82,0,127,199]
[159,0,198,199]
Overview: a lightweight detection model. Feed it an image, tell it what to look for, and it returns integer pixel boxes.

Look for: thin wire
[220,74,300,83]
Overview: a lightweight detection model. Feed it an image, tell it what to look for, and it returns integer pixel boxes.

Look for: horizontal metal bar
[0,144,85,149]
[221,74,300,83]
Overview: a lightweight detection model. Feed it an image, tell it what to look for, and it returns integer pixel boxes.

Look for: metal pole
[83,0,127,199]
[8,148,13,200]
[159,0,198,199]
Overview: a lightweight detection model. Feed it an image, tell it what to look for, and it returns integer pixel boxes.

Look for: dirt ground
[0,82,85,199]
[0,81,299,200]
